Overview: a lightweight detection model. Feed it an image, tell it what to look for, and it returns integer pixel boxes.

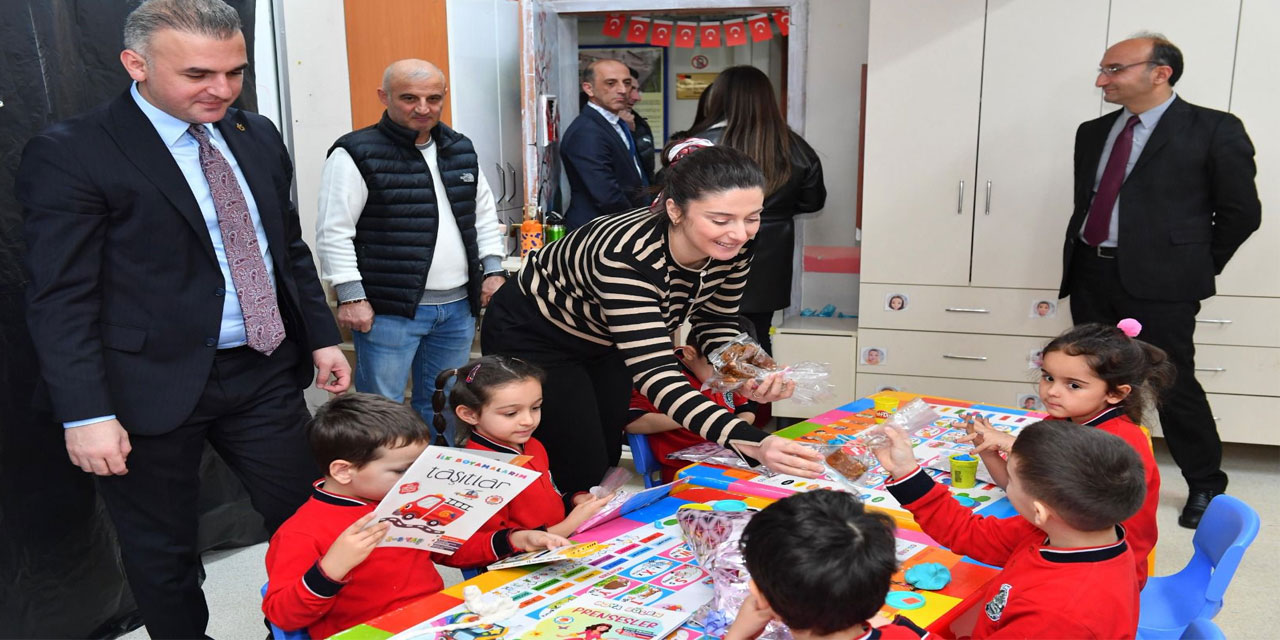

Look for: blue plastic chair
[261,583,311,640]
[1137,494,1259,639]
[461,567,482,580]
[1179,618,1226,640]
[627,432,662,488]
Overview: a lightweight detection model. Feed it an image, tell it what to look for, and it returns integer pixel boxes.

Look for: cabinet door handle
[1196,318,1234,325]
[505,162,518,203]
[944,307,990,313]
[1195,367,1227,372]
[943,354,988,361]
[984,180,992,215]
[956,180,965,215]
[495,162,507,206]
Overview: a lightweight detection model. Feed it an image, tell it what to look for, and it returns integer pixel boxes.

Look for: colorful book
[370,446,539,554]
[486,541,612,571]
[573,481,675,535]
[524,595,693,640]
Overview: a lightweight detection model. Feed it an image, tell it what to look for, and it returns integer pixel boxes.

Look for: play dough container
[873,396,900,423]
[949,454,978,489]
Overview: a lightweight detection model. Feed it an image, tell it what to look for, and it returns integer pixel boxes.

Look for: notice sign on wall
[676,72,718,100]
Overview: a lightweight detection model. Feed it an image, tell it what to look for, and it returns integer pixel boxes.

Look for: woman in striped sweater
[482,145,824,497]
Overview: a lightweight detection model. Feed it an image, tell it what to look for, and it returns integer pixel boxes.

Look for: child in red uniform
[434,355,614,537]
[725,490,930,640]
[626,343,757,483]
[878,420,1146,639]
[962,320,1172,586]
[263,393,568,639]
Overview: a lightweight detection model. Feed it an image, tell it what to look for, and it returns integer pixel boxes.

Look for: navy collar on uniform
[311,479,371,507]
[1040,525,1128,563]
[467,431,523,455]
[1082,406,1126,427]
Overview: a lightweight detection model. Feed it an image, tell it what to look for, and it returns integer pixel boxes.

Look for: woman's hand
[742,372,795,403]
[738,435,824,478]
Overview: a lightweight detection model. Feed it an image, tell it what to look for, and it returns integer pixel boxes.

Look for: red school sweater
[627,366,757,483]
[886,468,1139,639]
[465,432,566,530]
[1082,406,1160,587]
[263,481,516,639]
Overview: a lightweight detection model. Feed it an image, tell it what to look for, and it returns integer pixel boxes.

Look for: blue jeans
[353,299,475,445]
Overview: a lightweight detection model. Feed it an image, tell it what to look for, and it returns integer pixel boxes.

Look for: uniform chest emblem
[461,172,475,183]
[985,583,1012,622]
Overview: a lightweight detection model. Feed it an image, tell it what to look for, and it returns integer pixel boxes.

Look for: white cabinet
[448,0,524,228]
[1106,0,1240,112]
[771,318,858,419]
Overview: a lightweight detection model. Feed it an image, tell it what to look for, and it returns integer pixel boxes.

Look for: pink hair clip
[465,363,482,383]
[1117,318,1143,338]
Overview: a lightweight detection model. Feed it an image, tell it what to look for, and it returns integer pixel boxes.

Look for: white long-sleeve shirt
[314,141,505,302]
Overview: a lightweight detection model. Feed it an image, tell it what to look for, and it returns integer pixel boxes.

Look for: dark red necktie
[1083,115,1141,246]
[189,124,286,355]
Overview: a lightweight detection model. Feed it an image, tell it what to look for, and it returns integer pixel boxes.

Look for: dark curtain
[0,1,268,637]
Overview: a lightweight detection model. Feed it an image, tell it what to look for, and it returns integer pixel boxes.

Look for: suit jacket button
[215,287,225,296]
[205,338,217,347]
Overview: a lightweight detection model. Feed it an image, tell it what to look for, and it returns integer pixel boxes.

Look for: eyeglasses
[1097,60,1157,76]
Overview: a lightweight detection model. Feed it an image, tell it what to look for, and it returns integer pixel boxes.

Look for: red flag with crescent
[700,21,722,48]
[602,13,624,37]
[748,14,772,42]
[650,19,673,46]
[674,22,697,48]
[723,19,747,46]
[773,10,790,36]
[626,17,651,44]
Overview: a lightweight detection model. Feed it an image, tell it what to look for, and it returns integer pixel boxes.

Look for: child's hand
[551,492,616,537]
[319,513,388,581]
[870,424,918,480]
[957,415,1016,455]
[510,529,571,552]
[724,593,776,640]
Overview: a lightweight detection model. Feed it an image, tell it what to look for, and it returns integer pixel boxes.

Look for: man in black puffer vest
[315,59,507,444]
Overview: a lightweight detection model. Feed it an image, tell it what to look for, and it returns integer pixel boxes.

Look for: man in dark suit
[560,58,650,229]
[1059,34,1261,529]
[620,66,656,185]
[16,0,349,636]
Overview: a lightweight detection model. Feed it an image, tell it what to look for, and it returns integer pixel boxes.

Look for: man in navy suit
[1059,34,1260,529]
[560,58,651,228]
[16,0,349,636]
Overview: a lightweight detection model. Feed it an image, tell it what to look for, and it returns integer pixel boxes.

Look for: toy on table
[702,332,834,405]
[949,454,978,489]
[903,563,952,591]
[873,397,900,423]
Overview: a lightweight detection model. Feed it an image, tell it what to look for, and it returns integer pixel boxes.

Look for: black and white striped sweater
[516,207,767,454]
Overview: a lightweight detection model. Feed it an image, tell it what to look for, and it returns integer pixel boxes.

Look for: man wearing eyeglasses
[1058,33,1261,530]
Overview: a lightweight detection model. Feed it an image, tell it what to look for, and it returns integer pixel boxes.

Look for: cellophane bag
[853,398,940,450]
[701,333,835,405]
[676,507,792,639]
[666,442,777,478]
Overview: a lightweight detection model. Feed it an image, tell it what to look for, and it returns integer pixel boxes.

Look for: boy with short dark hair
[263,393,567,638]
[876,420,1145,638]
[726,490,930,640]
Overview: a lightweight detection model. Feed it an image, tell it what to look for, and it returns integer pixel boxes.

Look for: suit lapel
[1080,110,1120,183]
[585,107,632,158]
[1128,97,1187,179]
[105,92,216,262]
[216,110,287,263]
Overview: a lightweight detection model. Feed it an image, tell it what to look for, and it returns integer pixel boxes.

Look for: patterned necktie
[188,124,286,355]
[1083,115,1141,246]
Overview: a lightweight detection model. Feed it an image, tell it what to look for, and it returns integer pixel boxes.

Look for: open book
[370,446,539,553]
[572,481,676,535]
[527,594,694,639]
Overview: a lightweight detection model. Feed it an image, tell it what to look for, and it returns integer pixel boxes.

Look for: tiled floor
[122,440,1278,639]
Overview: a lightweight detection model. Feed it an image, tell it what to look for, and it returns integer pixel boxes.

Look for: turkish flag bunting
[602,13,624,37]
[747,14,772,42]
[626,17,651,44]
[650,19,673,46]
[723,19,747,46]
[700,21,722,48]
[773,10,790,36]
[674,22,698,48]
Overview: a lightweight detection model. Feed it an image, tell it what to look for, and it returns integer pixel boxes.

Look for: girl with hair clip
[433,356,614,537]
[961,319,1174,587]
[482,143,824,500]
[679,65,826,353]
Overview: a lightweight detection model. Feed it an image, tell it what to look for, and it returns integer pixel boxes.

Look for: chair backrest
[1194,494,1260,605]
[261,583,312,640]
[1180,617,1226,640]
[627,432,662,488]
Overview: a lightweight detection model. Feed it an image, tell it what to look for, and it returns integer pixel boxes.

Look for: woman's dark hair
[657,145,764,218]
[1011,420,1146,531]
[1042,323,1175,423]
[432,355,545,445]
[308,392,431,470]
[666,81,715,147]
[740,490,898,634]
[690,65,793,194]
